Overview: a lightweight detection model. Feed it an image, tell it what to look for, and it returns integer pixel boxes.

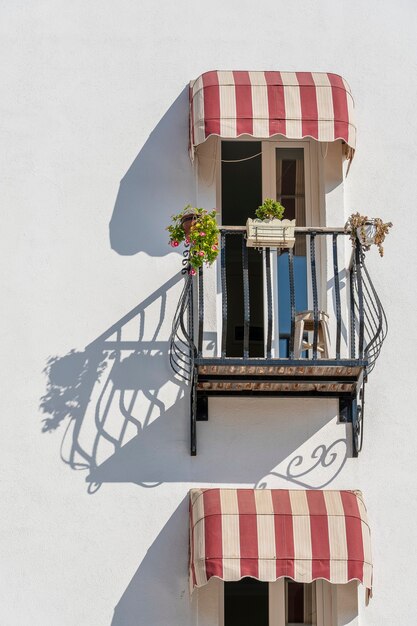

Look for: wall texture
[2,1,417,624]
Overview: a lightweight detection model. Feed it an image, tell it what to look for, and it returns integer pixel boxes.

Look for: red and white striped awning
[189,71,356,159]
[189,488,372,592]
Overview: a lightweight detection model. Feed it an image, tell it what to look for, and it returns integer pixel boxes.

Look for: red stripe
[202,489,223,580]
[237,489,258,578]
[202,71,220,138]
[271,490,294,579]
[233,71,253,136]
[306,490,331,580]
[327,73,349,142]
[296,72,319,140]
[265,71,286,137]
[341,491,364,583]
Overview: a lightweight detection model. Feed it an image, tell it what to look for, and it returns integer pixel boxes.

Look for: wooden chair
[294,310,330,358]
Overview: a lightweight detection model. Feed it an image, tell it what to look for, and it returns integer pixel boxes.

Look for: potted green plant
[167,205,220,275]
[246,198,296,248]
[345,212,393,257]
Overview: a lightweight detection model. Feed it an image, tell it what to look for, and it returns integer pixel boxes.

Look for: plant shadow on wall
[40,269,349,494]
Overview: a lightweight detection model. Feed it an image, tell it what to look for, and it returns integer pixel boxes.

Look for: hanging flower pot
[167,205,220,274]
[246,198,295,249]
[356,223,377,248]
[181,210,198,237]
[345,213,393,257]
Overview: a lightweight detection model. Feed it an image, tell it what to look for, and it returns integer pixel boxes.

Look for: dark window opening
[221,141,264,357]
[224,578,269,626]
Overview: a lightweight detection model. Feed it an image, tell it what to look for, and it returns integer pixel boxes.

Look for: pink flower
[170,240,179,247]
[198,250,205,257]
[185,238,190,245]
[212,245,218,251]
[199,232,206,237]
[191,240,196,245]
[189,268,197,276]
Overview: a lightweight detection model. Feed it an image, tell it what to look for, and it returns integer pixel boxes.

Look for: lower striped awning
[189,488,372,592]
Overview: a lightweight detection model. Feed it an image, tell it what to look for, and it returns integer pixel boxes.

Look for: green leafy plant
[345,212,393,257]
[167,205,220,274]
[255,198,286,221]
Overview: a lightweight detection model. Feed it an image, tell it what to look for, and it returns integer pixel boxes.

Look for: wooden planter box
[246,218,296,248]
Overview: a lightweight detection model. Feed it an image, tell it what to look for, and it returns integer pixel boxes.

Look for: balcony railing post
[355,243,365,359]
[265,248,273,358]
[242,234,250,359]
[349,260,356,359]
[220,231,227,358]
[288,247,295,359]
[198,266,204,357]
[309,232,319,359]
[332,233,342,359]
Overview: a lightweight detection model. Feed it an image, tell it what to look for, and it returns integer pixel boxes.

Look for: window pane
[286,580,317,626]
[224,578,269,626]
[275,147,306,257]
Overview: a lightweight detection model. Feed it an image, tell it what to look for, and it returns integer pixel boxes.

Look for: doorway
[221,141,264,357]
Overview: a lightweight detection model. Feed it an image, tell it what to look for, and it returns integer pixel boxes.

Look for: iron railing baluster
[310,232,319,359]
[198,266,204,357]
[221,231,227,358]
[349,260,356,359]
[332,233,342,359]
[242,234,250,359]
[355,244,365,359]
[265,248,273,358]
[288,247,295,359]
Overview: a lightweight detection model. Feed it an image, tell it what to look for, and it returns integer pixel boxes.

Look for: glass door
[262,141,318,358]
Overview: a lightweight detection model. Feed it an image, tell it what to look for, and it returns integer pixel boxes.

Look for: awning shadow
[109,86,195,257]
[111,497,191,626]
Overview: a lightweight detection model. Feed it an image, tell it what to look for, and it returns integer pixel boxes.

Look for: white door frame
[214,138,324,359]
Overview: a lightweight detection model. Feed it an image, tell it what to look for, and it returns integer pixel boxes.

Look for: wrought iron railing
[169,226,387,380]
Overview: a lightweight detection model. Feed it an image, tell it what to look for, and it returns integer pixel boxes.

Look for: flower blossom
[189,268,197,276]
[198,250,205,257]
[199,232,206,237]
[212,245,218,251]
[171,240,179,247]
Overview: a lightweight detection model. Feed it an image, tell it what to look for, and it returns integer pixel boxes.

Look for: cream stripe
[190,488,203,517]
[361,519,372,567]
[323,490,345,516]
[289,491,312,582]
[218,70,237,138]
[341,76,356,148]
[193,507,207,586]
[312,72,335,142]
[254,488,275,515]
[324,492,348,584]
[281,72,302,138]
[289,489,310,515]
[255,490,276,580]
[249,71,269,137]
[192,75,206,145]
[346,93,356,148]
[220,490,240,580]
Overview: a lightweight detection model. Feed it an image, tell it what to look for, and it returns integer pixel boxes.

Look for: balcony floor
[195,359,366,397]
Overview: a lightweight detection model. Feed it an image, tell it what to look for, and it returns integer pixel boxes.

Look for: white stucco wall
[2,1,417,624]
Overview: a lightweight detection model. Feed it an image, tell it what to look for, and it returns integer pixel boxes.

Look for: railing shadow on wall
[41,270,349,495]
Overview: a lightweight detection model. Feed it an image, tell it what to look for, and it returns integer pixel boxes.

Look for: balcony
[170,226,387,456]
